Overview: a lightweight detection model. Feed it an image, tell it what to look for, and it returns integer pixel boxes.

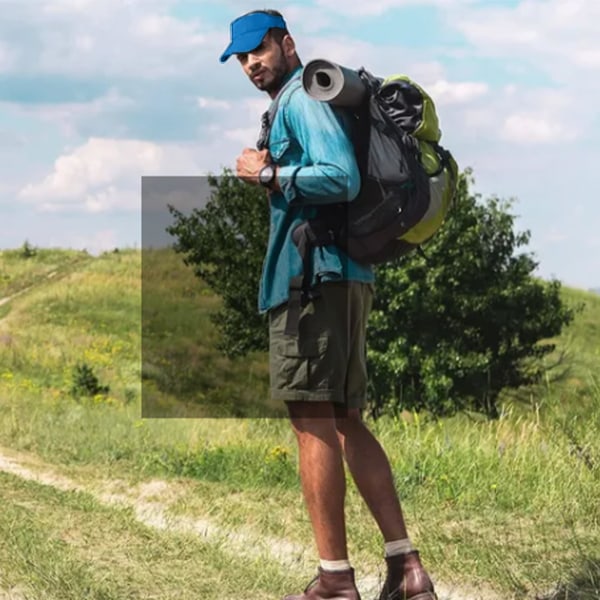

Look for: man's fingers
[236,156,252,180]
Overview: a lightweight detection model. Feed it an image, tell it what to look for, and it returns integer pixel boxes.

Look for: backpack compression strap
[284,219,336,336]
[284,225,313,337]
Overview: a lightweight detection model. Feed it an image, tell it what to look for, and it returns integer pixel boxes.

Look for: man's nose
[247,53,261,71]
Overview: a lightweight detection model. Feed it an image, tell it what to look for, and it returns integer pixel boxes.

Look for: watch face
[260,165,275,186]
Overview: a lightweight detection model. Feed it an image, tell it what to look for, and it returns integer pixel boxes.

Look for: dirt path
[0,255,92,323]
[0,589,28,600]
[0,449,309,564]
[0,446,499,600]
[0,282,37,308]
[0,270,60,307]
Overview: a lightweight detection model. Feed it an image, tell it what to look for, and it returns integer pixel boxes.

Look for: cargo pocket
[270,335,329,392]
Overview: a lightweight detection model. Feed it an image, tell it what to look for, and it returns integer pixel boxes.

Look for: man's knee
[286,401,338,434]
[334,406,364,435]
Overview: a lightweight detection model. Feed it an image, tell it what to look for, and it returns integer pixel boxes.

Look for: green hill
[0,248,598,600]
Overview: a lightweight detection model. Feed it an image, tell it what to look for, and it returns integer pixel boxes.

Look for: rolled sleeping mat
[302,59,367,107]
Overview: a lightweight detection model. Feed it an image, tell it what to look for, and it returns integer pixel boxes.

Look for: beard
[250,51,289,94]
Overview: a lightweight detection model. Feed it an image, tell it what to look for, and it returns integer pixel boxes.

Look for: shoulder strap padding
[256,75,302,151]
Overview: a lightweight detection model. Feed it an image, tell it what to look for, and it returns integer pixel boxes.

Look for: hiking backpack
[257,68,458,335]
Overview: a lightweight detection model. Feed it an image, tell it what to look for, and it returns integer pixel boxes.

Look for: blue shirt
[258,66,374,314]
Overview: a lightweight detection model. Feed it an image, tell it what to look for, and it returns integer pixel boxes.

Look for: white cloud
[199,96,269,147]
[198,97,268,142]
[302,37,381,71]
[453,0,600,79]
[542,229,569,244]
[281,5,335,33]
[459,107,494,133]
[299,34,448,87]
[198,97,232,110]
[574,49,600,69]
[224,128,259,146]
[131,14,206,47]
[0,130,26,150]
[314,0,472,17]
[4,89,135,138]
[41,0,93,14]
[40,0,172,18]
[19,137,200,213]
[0,41,15,72]
[244,98,270,121]
[447,84,581,146]
[500,88,580,144]
[2,0,599,288]
[44,228,127,255]
[16,128,255,216]
[42,0,107,14]
[63,229,120,254]
[2,1,219,80]
[502,114,569,144]
[427,80,488,105]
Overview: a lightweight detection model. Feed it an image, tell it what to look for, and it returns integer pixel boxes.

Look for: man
[220,10,437,600]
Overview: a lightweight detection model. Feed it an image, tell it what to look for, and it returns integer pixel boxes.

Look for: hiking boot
[283,567,361,600]
[377,551,437,600]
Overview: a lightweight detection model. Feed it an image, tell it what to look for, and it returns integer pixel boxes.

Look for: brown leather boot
[283,567,361,600]
[377,551,437,600]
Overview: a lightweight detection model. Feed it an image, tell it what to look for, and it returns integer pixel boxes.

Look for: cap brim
[219,29,267,63]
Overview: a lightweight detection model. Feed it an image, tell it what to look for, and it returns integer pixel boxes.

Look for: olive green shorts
[268,281,374,407]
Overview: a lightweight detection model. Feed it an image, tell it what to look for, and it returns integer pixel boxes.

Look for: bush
[20,240,37,258]
[70,363,110,398]
[366,170,575,418]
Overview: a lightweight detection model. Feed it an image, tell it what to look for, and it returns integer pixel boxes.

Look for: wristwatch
[258,164,276,188]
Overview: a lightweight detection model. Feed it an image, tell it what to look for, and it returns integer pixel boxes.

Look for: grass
[0,471,304,600]
[0,247,92,298]
[1,386,597,597]
[0,247,599,598]
[142,247,280,417]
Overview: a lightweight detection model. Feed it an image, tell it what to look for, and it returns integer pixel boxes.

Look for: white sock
[320,559,352,572]
[384,538,414,557]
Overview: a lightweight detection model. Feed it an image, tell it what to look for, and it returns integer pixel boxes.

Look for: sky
[0,0,599,289]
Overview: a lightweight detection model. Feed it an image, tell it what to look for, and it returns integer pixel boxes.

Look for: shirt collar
[280,65,303,88]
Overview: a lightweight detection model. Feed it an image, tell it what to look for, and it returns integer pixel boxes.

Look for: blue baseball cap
[220,12,288,63]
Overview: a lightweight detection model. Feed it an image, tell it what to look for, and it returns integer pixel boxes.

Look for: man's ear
[281,34,296,58]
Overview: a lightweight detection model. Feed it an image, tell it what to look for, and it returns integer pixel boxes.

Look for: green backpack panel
[380,74,458,245]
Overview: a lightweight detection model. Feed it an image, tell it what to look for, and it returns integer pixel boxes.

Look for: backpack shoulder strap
[256,74,301,151]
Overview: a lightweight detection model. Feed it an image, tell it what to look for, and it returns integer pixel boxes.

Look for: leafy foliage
[20,240,37,258]
[71,363,110,398]
[367,169,575,418]
[167,171,270,357]
[167,168,575,418]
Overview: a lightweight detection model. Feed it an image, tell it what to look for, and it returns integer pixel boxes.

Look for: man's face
[236,33,289,94]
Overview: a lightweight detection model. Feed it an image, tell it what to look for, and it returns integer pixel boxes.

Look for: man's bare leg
[334,406,436,599]
[287,401,348,560]
[333,406,407,541]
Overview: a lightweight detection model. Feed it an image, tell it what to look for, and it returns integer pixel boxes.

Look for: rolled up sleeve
[278,91,361,205]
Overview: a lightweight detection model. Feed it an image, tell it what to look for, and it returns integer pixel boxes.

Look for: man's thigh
[268,281,373,407]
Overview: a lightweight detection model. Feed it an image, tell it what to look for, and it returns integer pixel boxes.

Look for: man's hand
[236,148,270,185]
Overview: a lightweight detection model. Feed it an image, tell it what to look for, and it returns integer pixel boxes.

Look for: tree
[167,168,575,418]
[367,169,575,418]
[167,171,270,357]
